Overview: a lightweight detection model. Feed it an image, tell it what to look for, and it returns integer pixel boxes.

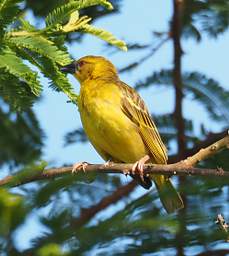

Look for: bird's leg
[132,155,150,181]
[72,161,89,173]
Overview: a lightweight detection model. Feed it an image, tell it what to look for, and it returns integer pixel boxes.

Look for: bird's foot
[132,155,150,181]
[72,161,89,173]
[103,159,114,167]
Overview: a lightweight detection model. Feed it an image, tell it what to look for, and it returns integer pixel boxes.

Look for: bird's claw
[72,161,89,173]
[131,155,150,182]
[132,161,144,181]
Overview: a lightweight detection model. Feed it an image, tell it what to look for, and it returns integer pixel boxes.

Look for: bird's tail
[154,175,184,213]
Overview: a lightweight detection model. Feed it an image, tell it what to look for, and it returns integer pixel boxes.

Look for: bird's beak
[60,62,76,74]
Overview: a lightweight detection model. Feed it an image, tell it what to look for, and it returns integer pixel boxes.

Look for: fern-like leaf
[35,56,78,102]
[62,14,91,33]
[18,18,37,32]
[0,49,41,96]
[0,107,43,165]
[45,0,113,27]
[0,0,21,35]
[183,0,229,39]
[81,24,127,51]
[8,35,71,66]
[184,72,229,122]
[0,73,37,110]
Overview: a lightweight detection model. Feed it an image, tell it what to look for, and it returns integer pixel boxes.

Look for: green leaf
[18,18,37,32]
[0,49,41,95]
[36,243,65,256]
[0,73,37,110]
[35,56,78,102]
[182,23,202,42]
[8,35,71,66]
[81,24,127,51]
[45,0,113,27]
[0,0,21,34]
[0,188,26,236]
[183,0,229,39]
[0,93,43,166]
[6,161,47,187]
[62,14,91,33]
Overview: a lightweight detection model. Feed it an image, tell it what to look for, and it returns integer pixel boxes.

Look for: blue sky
[14,0,229,250]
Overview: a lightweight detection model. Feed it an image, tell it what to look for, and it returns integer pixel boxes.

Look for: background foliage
[0,0,229,255]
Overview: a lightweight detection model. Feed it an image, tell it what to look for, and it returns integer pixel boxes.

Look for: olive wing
[119,82,167,164]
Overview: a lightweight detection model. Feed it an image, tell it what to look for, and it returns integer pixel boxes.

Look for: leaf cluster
[0,0,127,110]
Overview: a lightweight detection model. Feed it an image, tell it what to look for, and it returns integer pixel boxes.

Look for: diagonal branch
[71,180,137,227]
[0,132,228,187]
[119,35,169,73]
[178,131,229,166]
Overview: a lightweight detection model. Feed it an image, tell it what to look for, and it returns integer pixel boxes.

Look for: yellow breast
[78,80,149,163]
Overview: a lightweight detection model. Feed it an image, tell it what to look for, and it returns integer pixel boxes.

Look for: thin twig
[180,131,229,167]
[119,35,170,73]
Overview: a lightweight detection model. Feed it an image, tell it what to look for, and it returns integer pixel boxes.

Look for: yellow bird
[61,56,184,213]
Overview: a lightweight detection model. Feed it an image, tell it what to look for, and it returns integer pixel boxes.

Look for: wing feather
[120,82,167,164]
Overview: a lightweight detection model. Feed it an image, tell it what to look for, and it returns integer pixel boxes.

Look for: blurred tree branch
[171,1,186,254]
[172,0,185,159]
[71,180,137,227]
[119,35,170,73]
[0,132,228,187]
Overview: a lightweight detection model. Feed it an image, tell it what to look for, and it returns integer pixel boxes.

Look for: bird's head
[60,55,118,83]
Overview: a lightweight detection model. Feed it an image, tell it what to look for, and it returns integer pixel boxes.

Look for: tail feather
[154,175,184,214]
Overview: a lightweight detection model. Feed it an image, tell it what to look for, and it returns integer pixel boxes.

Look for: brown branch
[172,0,185,158]
[1,165,228,188]
[0,132,228,187]
[71,180,137,227]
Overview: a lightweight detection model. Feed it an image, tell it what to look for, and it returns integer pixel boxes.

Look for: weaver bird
[61,56,184,213]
